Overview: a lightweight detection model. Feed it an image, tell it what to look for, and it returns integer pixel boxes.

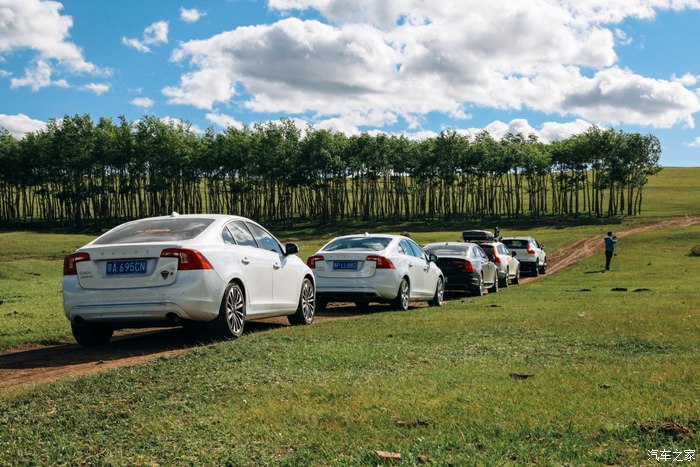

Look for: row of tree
[0,114,661,228]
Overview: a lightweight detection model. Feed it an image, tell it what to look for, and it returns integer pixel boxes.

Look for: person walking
[604,231,617,271]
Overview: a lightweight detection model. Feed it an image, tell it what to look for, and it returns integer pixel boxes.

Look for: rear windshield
[424,245,469,256]
[477,243,495,254]
[324,237,392,252]
[502,239,527,249]
[93,218,215,244]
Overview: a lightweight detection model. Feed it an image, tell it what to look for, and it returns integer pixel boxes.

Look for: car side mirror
[285,243,299,255]
[428,253,438,263]
[541,245,545,250]
[511,251,517,257]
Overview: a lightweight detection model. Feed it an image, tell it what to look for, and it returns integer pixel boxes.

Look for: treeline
[0,114,661,228]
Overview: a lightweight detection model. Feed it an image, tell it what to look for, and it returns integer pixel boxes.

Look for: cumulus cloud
[10,60,68,91]
[205,111,243,129]
[685,137,700,147]
[81,83,110,95]
[165,0,700,131]
[0,113,46,137]
[0,0,100,90]
[131,97,155,108]
[672,72,699,86]
[160,116,204,134]
[180,7,205,23]
[122,21,169,53]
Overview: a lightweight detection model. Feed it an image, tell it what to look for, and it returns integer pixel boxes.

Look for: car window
[473,245,488,260]
[227,221,258,247]
[324,237,391,251]
[222,226,236,245]
[406,239,427,260]
[399,239,412,255]
[425,244,469,256]
[530,238,539,248]
[498,244,508,255]
[503,239,527,249]
[246,222,283,254]
[94,218,215,245]
[478,243,495,258]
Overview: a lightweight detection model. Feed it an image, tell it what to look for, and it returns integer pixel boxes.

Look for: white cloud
[81,83,110,95]
[180,7,205,23]
[685,137,700,147]
[131,97,155,108]
[0,113,46,138]
[165,1,700,131]
[0,0,100,90]
[205,111,243,129]
[122,21,169,53]
[672,72,699,86]
[10,59,68,91]
[160,116,204,134]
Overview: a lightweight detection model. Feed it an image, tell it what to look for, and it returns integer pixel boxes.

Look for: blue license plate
[333,261,358,270]
[106,259,148,275]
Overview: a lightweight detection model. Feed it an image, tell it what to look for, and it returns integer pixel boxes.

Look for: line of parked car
[62,213,547,346]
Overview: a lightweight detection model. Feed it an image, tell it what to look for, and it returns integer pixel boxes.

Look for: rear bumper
[518,261,538,272]
[315,274,400,301]
[443,272,481,291]
[62,275,223,324]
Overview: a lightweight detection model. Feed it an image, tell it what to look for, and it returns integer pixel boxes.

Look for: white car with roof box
[307,234,444,310]
[62,213,315,346]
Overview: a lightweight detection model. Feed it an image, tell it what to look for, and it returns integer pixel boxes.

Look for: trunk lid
[74,243,181,289]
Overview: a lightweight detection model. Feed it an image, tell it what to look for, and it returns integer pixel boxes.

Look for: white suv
[501,236,547,276]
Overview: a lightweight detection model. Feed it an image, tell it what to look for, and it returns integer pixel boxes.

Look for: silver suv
[501,236,547,276]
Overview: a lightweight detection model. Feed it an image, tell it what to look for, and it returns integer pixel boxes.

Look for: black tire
[512,267,521,285]
[472,275,485,296]
[71,322,113,346]
[391,278,410,311]
[540,259,547,275]
[499,268,509,288]
[428,277,444,307]
[488,274,499,293]
[288,277,315,325]
[532,261,540,277]
[209,282,246,338]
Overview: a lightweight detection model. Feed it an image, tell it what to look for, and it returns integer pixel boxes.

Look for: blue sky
[1,0,699,166]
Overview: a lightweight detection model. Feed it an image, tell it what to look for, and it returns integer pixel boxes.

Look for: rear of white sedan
[63,214,315,346]
[307,234,444,311]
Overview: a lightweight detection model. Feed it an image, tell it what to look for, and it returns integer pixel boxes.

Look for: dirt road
[2,215,699,390]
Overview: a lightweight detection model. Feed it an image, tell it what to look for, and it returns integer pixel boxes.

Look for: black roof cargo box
[462,230,495,242]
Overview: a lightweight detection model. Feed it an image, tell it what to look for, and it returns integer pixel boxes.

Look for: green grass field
[0,167,699,464]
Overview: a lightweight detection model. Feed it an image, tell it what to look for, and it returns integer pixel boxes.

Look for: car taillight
[160,248,213,270]
[307,255,324,269]
[453,260,474,273]
[491,252,501,263]
[63,252,90,275]
[527,243,536,255]
[366,255,395,269]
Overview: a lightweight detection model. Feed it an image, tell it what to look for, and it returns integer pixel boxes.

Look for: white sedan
[62,213,315,346]
[307,234,444,310]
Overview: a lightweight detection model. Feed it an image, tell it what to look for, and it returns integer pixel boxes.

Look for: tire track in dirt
[2,215,699,389]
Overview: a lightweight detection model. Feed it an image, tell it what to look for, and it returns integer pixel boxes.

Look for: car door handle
[408,263,413,268]
[273,262,281,270]
[241,257,250,265]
